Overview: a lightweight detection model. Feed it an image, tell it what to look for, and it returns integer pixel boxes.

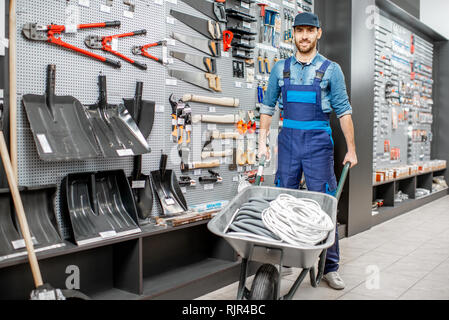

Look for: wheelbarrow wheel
[249,264,279,300]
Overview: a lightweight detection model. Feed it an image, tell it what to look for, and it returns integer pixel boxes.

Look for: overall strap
[283,57,292,86]
[313,60,331,86]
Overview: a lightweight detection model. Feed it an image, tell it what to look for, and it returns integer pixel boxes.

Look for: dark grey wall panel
[348,0,375,236]
[315,0,352,227]
[433,40,449,182]
[391,0,420,18]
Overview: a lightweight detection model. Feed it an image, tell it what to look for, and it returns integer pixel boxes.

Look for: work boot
[323,271,345,290]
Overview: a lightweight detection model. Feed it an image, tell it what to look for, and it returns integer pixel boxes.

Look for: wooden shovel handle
[0,132,43,288]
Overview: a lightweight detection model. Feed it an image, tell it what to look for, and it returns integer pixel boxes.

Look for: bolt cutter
[85,29,147,70]
[22,21,122,68]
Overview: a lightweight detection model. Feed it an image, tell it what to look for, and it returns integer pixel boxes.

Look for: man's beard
[296,38,317,54]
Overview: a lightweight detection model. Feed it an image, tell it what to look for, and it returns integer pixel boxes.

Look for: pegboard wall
[373,11,434,170]
[14,0,311,239]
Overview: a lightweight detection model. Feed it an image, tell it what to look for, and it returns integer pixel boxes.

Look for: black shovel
[0,104,88,299]
[123,82,155,220]
[22,65,101,161]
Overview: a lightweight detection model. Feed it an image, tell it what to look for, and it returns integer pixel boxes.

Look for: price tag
[246,83,253,89]
[241,39,249,46]
[246,165,252,171]
[221,139,231,145]
[238,166,243,172]
[181,187,187,194]
[111,38,118,51]
[168,57,174,64]
[194,169,202,176]
[79,0,90,7]
[166,79,177,86]
[100,4,111,13]
[124,10,134,18]
[156,104,165,113]
[132,180,146,189]
[207,124,217,130]
[116,149,134,156]
[37,134,53,153]
[222,51,230,58]
[178,117,185,125]
[204,184,214,190]
[65,24,77,33]
[155,0,163,5]
[209,107,216,113]
[166,0,177,4]
[256,75,262,80]
[167,17,175,24]
[100,230,117,239]
[166,38,176,46]
[235,81,242,88]
[243,22,251,29]
[233,176,239,182]
[241,1,250,9]
[11,237,37,250]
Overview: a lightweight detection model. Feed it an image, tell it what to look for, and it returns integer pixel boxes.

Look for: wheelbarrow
[207,160,350,300]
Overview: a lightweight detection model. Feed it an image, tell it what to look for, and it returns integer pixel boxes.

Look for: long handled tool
[22,21,122,68]
[85,29,147,70]
[9,0,17,180]
[0,105,88,300]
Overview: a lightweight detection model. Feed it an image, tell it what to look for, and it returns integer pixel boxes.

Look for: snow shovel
[22,65,101,161]
[151,153,188,216]
[123,82,155,220]
[0,105,89,299]
[86,75,150,158]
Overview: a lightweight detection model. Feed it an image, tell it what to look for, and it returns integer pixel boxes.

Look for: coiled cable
[261,194,334,246]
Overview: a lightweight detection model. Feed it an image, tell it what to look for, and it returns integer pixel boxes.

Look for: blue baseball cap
[293,12,321,28]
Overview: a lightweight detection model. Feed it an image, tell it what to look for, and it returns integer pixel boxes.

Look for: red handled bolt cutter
[85,29,148,70]
[22,21,122,68]
[132,41,167,65]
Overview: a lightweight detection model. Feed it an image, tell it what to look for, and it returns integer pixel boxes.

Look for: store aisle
[197,195,449,300]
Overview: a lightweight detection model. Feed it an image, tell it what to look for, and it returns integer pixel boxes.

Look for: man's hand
[258,144,271,162]
[343,151,358,168]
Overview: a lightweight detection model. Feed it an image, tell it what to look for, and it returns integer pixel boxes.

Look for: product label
[209,106,216,113]
[155,0,163,5]
[194,169,202,176]
[11,237,37,250]
[246,83,253,89]
[116,149,134,156]
[65,24,77,33]
[235,81,242,88]
[167,17,175,24]
[156,104,165,113]
[78,0,90,7]
[100,4,111,13]
[36,134,53,153]
[204,184,214,190]
[181,187,187,194]
[123,10,134,18]
[233,176,239,182]
[166,79,177,86]
[132,180,146,189]
[243,22,251,29]
[99,230,117,239]
[111,38,119,51]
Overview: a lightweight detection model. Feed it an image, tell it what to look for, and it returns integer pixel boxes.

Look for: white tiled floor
[197,195,449,300]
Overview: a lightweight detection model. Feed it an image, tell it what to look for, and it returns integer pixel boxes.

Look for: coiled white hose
[261,194,334,246]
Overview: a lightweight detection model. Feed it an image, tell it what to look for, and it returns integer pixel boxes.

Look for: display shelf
[372,188,448,226]
[0,219,211,270]
[373,167,446,186]
[142,258,240,300]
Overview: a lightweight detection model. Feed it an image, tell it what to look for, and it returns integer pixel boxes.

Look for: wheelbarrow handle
[335,162,351,201]
[255,155,266,186]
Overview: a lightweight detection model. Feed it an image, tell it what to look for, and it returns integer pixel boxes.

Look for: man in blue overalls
[258,12,358,290]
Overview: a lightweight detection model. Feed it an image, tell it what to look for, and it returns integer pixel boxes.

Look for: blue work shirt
[260,52,352,118]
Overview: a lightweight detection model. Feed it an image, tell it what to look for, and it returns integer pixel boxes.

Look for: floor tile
[372,239,422,256]
[350,271,419,300]
[343,251,402,271]
[337,292,382,300]
[399,279,449,300]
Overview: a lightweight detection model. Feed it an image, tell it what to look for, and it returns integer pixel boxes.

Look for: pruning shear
[22,21,122,68]
[132,40,167,65]
[85,29,147,70]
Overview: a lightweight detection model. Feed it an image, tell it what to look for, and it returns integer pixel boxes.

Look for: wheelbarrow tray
[207,186,338,269]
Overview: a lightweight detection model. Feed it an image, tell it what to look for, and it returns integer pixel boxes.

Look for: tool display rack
[0,0,313,300]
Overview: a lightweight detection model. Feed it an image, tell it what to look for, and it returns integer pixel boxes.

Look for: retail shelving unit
[0,220,249,300]
[372,167,447,225]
